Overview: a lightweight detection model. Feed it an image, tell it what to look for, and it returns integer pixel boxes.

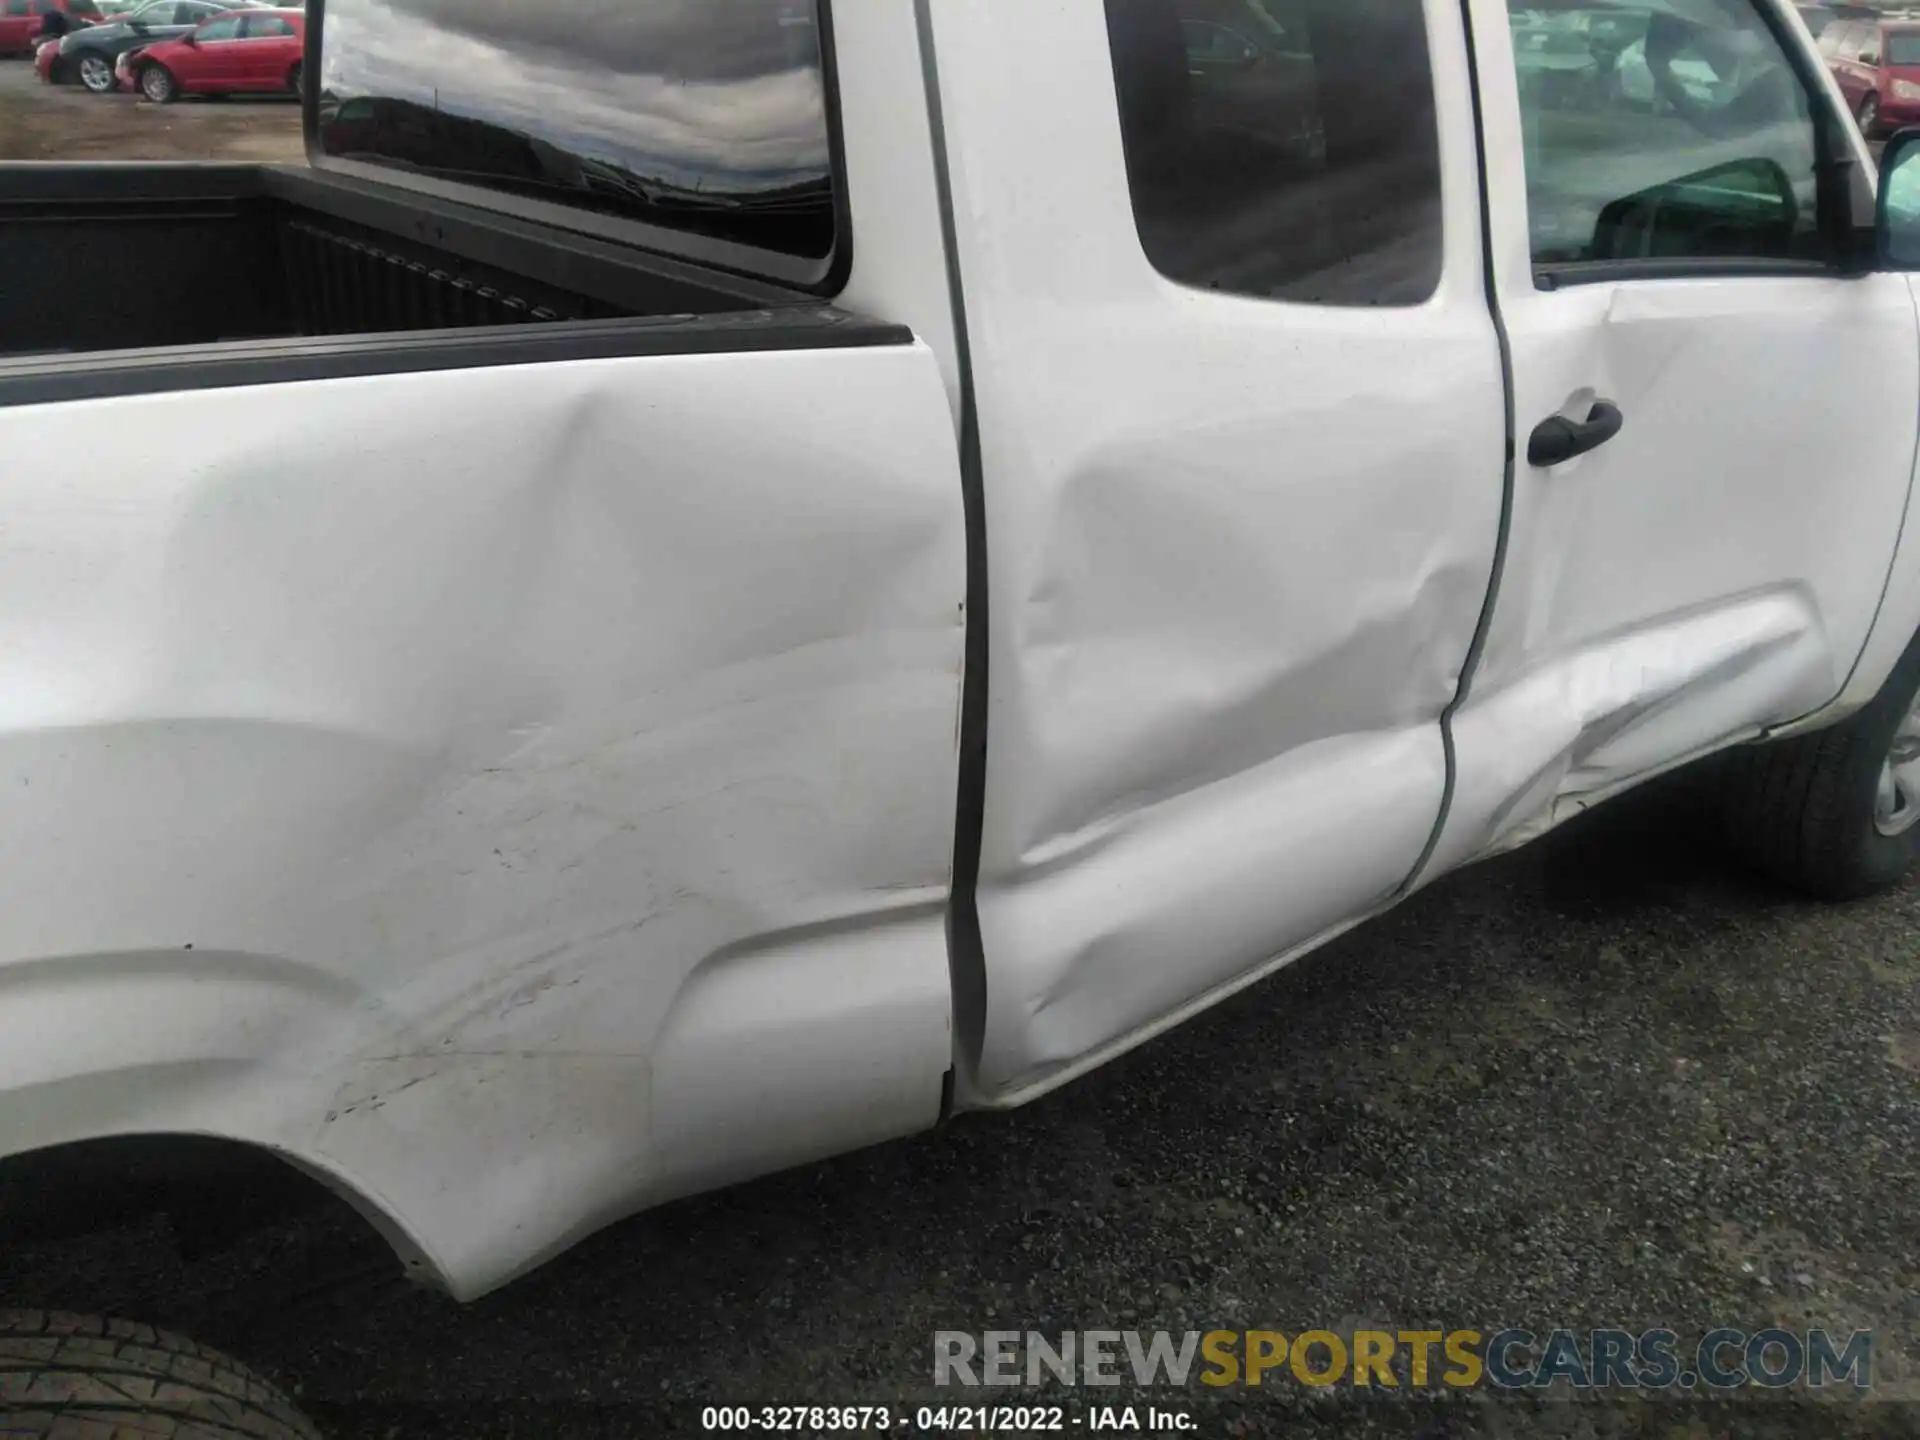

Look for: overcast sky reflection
[318,0,832,190]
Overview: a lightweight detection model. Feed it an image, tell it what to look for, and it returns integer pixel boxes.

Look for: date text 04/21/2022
[699,1405,1196,1432]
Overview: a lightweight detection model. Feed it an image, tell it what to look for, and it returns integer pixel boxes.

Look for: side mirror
[1878,127,1920,266]
[1589,157,1798,261]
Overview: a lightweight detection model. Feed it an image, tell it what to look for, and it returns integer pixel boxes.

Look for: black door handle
[1527,400,1625,467]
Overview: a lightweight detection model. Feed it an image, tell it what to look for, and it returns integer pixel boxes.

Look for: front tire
[287,59,302,97]
[0,1310,321,1439]
[75,52,114,93]
[1720,628,1920,899]
[1859,90,1880,137]
[139,60,176,103]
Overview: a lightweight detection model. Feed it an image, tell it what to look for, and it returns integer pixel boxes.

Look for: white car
[1617,33,1727,105]
[0,0,1916,1432]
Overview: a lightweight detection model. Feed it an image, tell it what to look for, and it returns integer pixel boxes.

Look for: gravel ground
[0,53,301,162]
[1,775,1916,1440]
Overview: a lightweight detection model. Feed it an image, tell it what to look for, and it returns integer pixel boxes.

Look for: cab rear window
[1104,0,1444,306]
[314,0,840,284]
[1888,32,1920,65]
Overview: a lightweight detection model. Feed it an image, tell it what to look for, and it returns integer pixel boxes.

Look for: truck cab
[3,0,1920,1432]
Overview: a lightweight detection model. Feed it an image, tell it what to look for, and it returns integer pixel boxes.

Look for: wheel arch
[0,1129,442,1288]
[0,949,465,1295]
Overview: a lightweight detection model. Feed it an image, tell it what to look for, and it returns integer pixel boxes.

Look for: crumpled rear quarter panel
[0,344,967,1297]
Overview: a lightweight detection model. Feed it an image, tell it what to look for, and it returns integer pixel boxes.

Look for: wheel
[1719,627,1920,899]
[0,1310,322,1439]
[287,59,302,97]
[1859,91,1880,137]
[75,52,114,93]
[139,60,175,103]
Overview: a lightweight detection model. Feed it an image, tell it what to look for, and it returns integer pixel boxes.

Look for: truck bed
[0,162,829,363]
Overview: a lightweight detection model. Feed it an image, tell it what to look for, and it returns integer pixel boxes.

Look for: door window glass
[1504,0,1825,274]
[194,14,240,40]
[243,14,293,37]
[1105,0,1445,306]
[1182,18,1261,63]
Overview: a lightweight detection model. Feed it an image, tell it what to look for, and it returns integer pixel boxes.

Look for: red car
[0,0,101,56]
[1819,16,1920,137]
[120,5,301,103]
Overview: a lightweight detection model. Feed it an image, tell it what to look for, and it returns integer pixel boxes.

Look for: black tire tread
[0,1311,320,1440]
[1720,629,1920,900]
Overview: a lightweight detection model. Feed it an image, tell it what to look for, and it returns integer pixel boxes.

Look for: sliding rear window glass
[315,0,838,278]
[1104,0,1444,306]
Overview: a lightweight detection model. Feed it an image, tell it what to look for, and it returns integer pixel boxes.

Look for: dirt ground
[0,52,301,162]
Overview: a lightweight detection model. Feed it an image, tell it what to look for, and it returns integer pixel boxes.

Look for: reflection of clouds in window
[372,0,813,82]
[319,0,829,188]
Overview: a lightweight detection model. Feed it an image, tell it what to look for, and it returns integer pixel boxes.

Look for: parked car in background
[1616,32,1730,109]
[1170,0,1322,157]
[1819,15,1920,134]
[120,6,301,101]
[1509,8,1598,107]
[47,0,248,90]
[1506,8,1646,101]
[0,0,100,56]
[1584,6,1647,70]
[1797,3,1838,41]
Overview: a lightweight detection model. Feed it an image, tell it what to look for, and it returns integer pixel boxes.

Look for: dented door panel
[929,0,1505,1105]
[1433,0,1920,876]
[1430,587,1832,871]
[1487,278,1913,696]
[1431,275,1919,873]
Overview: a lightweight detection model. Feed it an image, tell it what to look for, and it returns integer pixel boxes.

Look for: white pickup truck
[4,0,1920,1430]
